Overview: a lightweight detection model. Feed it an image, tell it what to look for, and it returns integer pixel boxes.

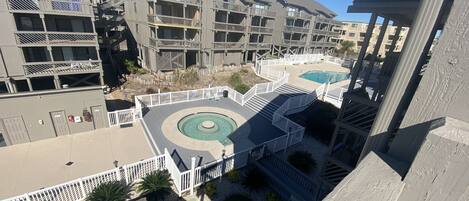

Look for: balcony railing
[213,42,245,49]
[284,26,310,33]
[214,22,246,32]
[311,29,340,37]
[311,41,337,47]
[283,39,306,46]
[213,1,249,13]
[315,17,340,25]
[250,26,273,34]
[7,0,93,16]
[286,11,311,20]
[148,15,201,28]
[250,7,275,18]
[148,0,201,6]
[248,43,271,49]
[149,38,200,48]
[15,31,97,46]
[23,60,101,75]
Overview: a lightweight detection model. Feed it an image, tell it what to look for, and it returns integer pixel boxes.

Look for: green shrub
[146,88,156,94]
[242,167,267,191]
[124,59,146,74]
[235,83,250,94]
[226,170,240,183]
[266,191,282,201]
[86,181,131,201]
[137,170,173,201]
[204,181,217,198]
[224,194,252,201]
[287,151,316,174]
[229,72,243,87]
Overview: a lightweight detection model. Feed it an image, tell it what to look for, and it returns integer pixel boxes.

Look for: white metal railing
[108,108,141,127]
[7,0,94,16]
[23,60,101,75]
[148,15,201,27]
[4,155,166,201]
[213,0,249,13]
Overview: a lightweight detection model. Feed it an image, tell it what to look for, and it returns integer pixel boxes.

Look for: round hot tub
[177,112,237,144]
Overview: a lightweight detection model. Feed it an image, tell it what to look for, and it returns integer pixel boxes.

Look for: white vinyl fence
[4,155,166,201]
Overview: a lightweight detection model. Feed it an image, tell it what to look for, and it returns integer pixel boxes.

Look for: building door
[50,111,70,136]
[91,105,106,129]
[1,116,30,145]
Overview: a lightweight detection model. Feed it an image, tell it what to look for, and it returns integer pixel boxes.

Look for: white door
[2,116,30,145]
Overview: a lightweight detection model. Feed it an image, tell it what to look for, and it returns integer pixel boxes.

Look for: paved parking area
[0,124,154,199]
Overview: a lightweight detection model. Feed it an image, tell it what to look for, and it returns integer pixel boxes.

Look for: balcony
[148,15,201,29]
[149,38,200,49]
[283,39,306,46]
[311,29,340,37]
[311,41,337,47]
[284,26,310,33]
[213,1,249,13]
[15,31,97,46]
[286,11,311,20]
[250,7,275,18]
[148,0,201,6]
[250,26,273,34]
[23,60,101,76]
[248,43,271,49]
[213,42,244,49]
[214,22,246,32]
[7,0,93,16]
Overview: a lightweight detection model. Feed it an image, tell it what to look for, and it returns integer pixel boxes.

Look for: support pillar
[358,0,446,161]
[362,18,389,87]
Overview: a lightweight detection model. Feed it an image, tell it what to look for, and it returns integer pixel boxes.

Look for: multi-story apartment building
[124,0,341,71]
[333,21,409,57]
[0,0,108,147]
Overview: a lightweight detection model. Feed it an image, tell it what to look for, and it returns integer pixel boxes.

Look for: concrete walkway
[0,124,154,199]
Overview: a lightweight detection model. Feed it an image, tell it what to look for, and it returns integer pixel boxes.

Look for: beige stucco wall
[0,87,108,143]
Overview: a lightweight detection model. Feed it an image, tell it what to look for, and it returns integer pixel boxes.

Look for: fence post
[284,127,292,155]
[123,165,129,184]
[149,94,153,107]
[186,90,190,101]
[78,178,87,197]
[115,167,122,181]
[158,89,161,105]
[169,92,172,104]
[190,157,196,195]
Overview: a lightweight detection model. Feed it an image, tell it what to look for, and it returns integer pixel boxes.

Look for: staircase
[275,84,309,97]
[244,95,280,120]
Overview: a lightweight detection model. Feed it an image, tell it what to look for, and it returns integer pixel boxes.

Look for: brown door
[50,111,70,136]
[2,116,30,145]
[91,105,106,129]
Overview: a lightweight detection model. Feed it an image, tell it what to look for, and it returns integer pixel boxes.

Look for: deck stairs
[244,95,279,120]
[274,84,309,97]
[254,153,323,201]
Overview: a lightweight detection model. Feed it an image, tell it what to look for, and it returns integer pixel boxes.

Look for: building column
[346,13,378,92]
[362,18,389,87]
[358,0,447,161]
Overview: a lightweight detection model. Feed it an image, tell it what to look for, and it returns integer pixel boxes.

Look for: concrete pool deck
[266,62,351,92]
[0,124,154,199]
[142,98,285,170]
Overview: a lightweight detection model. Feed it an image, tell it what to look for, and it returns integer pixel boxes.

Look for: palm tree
[339,40,355,59]
[137,170,173,201]
[86,181,131,201]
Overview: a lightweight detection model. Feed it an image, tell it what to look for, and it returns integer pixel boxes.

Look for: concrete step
[275,84,309,97]
[244,96,280,120]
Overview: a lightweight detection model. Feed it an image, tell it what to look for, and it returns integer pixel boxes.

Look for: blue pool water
[300,70,350,84]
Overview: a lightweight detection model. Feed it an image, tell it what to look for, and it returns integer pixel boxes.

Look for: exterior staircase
[244,95,280,120]
[275,84,309,97]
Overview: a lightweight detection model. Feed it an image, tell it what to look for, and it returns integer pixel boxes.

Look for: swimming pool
[300,70,350,84]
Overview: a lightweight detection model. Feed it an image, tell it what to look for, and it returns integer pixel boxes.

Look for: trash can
[223,90,228,98]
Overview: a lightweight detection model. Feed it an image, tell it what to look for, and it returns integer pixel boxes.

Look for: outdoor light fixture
[113,160,119,167]
[65,161,74,166]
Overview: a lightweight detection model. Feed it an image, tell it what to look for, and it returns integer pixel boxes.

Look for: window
[348,32,356,37]
[254,4,267,10]
[0,82,8,94]
[0,133,6,147]
[351,23,357,28]
[15,15,43,31]
[30,76,55,91]
[22,47,50,62]
[360,32,366,37]
[134,2,137,13]
[14,80,29,92]
[136,24,139,33]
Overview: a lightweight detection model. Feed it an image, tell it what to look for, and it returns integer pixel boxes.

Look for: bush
[204,181,217,198]
[266,192,282,201]
[225,170,240,183]
[242,167,267,191]
[124,59,146,74]
[86,181,131,201]
[235,83,250,94]
[287,151,316,174]
[228,73,243,87]
[146,88,156,94]
[224,194,252,201]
